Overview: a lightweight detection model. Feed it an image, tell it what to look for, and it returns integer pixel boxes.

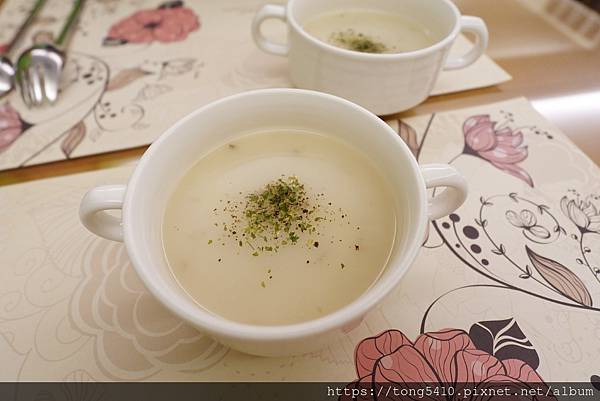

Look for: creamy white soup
[162,130,397,325]
[303,9,437,54]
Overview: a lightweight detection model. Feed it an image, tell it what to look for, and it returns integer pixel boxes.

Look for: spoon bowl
[0,56,16,98]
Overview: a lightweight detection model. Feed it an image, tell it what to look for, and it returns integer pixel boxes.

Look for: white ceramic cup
[79,89,467,356]
[252,0,488,115]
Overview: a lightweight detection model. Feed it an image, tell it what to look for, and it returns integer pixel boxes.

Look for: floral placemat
[0,0,511,172]
[1,97,599,386]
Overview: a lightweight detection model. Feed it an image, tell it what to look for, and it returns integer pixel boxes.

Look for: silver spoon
[0,0,47,98]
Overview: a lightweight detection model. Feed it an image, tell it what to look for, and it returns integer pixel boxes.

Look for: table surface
[0,0,598,187]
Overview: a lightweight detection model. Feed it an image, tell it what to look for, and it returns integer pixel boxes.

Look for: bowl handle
[79,185,126,242]
[251,4,289,56]
[443,16,489,70]
[421,164,468,220]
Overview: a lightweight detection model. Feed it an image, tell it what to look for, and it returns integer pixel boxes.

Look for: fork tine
[18,69,32,108]
[29,66,44,106]
[26,71,36,107]
[28,74,38,107]
[43,65,59,104]
[17,44,66,107]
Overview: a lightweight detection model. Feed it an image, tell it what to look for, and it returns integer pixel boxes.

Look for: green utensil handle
[3,0,47,55]
[55,0,85,47]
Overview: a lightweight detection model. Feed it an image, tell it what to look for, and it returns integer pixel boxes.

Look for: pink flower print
[0,103,31,153]
[104,1,199,45]
[463,115,534,187]
[343,328,551,401]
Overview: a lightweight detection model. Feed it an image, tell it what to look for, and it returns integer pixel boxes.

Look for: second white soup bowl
[252,0,489,115]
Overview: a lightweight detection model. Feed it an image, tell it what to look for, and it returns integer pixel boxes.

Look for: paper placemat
[0,0,511,171]
[1,97,599,384]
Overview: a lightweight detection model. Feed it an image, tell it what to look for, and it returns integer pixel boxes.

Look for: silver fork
[17,0,85,107]
[0,0,47,99]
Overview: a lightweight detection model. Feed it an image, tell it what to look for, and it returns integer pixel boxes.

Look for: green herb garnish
[212,175,354,256]
[330,29,387,54]
[240,176,318,253]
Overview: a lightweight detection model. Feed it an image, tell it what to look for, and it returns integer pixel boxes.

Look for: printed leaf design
[519,265,532,279]
[480,196,493,206]
[396,120,419,158]
[528,225,551,239]
[159,0,185,9]
[103,37,127,46]
[526,245,592,306]
[475,218,488,228]
[491,244,506,255]
[160,58,195,79]
[134,84,172,102]
[106,67,150,91]
[61,121,86,157]
[469,318,539,369]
